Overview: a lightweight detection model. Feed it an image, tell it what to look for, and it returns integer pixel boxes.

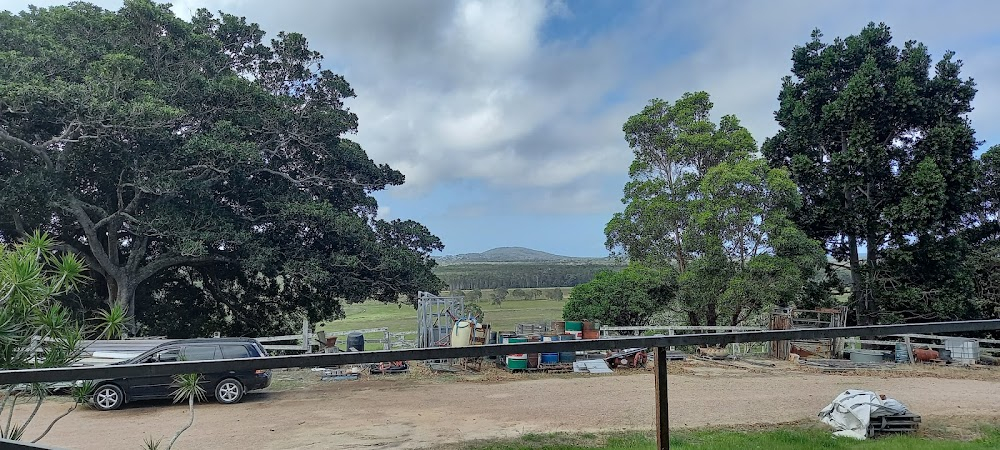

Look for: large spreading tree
[762,23,979,324]
[0,1,443,336]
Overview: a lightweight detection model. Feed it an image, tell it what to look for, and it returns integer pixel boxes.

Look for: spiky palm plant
[94,303,129,340]
[164,373,205,450]
[0,232,104,443]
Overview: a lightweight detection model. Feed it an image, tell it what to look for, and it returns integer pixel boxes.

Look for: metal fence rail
[2,319,998,385]
[3,319,1000,450]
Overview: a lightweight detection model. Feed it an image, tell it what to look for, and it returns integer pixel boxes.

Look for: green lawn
[464,429,1000,450]
[315,290,568,341]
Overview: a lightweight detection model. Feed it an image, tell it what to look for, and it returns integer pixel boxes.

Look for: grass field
[316,289,569,340]
[464,428,1000,450]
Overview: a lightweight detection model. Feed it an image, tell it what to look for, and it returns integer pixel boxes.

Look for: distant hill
[433,247,624,289]
[435,246,613,265]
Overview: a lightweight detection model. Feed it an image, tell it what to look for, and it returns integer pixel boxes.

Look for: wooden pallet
[868,413,921,435]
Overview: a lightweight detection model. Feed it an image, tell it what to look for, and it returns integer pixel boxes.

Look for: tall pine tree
[763,23,978,324]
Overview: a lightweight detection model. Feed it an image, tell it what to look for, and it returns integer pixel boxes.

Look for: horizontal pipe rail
[1,319,998,385]
[601,326,765,331]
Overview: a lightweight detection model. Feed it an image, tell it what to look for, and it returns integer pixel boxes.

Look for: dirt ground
[16,362,1000,449]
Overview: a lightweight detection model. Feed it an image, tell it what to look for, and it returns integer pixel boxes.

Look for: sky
[5,0,1000,257]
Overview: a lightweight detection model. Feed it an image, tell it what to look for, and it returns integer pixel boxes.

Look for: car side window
[152,348,179,363]
[220,344,251,359]
[181,345,219,361]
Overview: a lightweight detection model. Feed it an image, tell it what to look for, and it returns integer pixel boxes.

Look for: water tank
[944,338,979,365]
[346,332,365,352]
[451,320,473,347]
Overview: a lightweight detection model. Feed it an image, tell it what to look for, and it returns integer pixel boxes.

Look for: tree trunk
[706,303,718,327]
[865,233,880,324]
[847,234,869,325]
[105,277,119,307]
[114,281,139,335]
[841,133,872,326]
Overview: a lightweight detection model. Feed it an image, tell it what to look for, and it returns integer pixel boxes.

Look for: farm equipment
[370,361,409,374]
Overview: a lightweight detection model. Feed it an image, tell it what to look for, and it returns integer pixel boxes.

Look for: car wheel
[214,378,244,404]
[92,384,125,411]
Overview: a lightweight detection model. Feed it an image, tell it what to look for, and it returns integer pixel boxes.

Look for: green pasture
[316,289,569,341]
[462,428,1000,450]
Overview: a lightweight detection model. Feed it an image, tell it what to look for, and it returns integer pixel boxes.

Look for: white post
[302,317,310,353]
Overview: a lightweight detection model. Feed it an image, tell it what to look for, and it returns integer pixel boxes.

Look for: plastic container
[450,320,473,347]
[507,337,528,368]
[558,334,576,363]
[346,332,364,352]
[506,358,528,369]
[894,343,910,363]
[944,338,979,365]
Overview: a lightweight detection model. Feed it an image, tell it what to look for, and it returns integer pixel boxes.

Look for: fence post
[384,328,391,351]
[655,346,669,450]
[302,317,310,353]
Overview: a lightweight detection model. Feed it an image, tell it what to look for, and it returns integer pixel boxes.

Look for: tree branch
[135,254,232,285]
[828,261,852,270]
[64,197,118,277]
[11,213,28,236]
[94,211,141,230]
[126,233,150,273]
[0,127,53,169]
[197,268,250,322]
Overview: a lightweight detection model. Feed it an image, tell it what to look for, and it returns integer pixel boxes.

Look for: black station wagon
[90,338,271,411]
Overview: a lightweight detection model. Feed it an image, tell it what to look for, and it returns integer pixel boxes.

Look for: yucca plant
[143,435,163,450]
[0,232,99,443]
[93,302,130,340]
[161,373,206,450]
[143,371,207,449]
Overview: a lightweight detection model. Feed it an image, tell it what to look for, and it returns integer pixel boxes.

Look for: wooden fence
[255,319,418,353]
[842,333,1000,355]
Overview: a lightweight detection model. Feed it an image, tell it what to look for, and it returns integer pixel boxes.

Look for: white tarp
[818,389,909,440]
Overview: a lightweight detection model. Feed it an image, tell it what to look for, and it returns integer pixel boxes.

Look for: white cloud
[7,0,1000,214]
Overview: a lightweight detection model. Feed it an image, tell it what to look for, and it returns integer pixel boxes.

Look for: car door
[129,346,180,400]
[180,344,221,392]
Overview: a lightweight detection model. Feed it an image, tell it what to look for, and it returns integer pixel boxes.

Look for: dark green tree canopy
[0,1,443,336]
[762,23,979,324]
[564,264,677,327]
